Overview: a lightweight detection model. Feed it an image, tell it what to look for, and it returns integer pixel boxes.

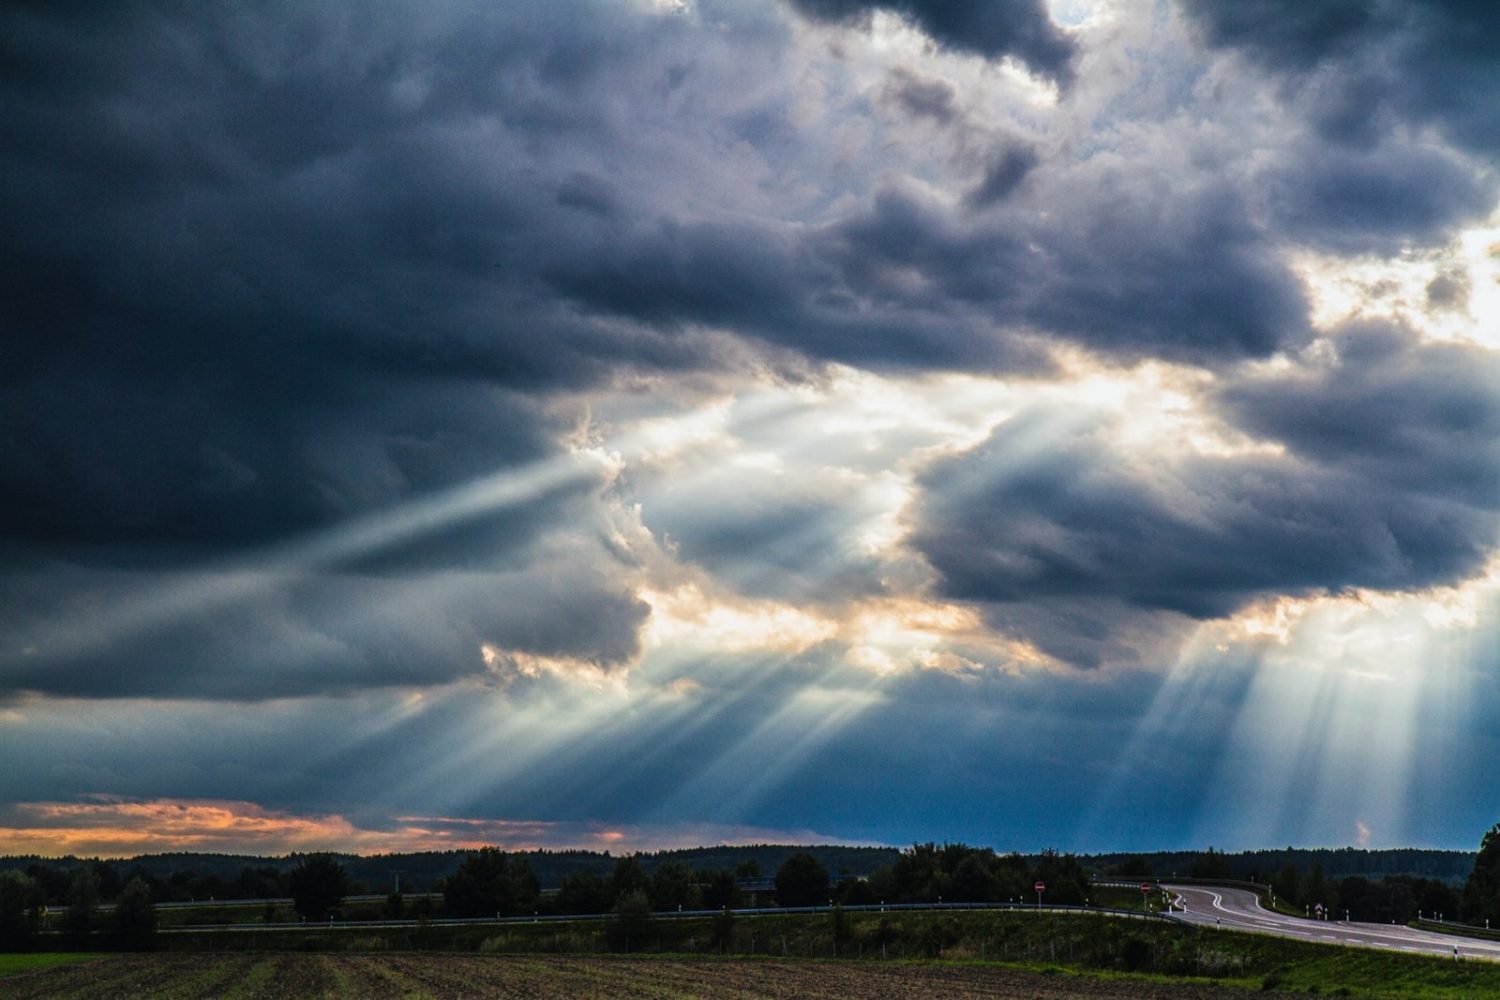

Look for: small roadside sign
[1034,881,1046,893]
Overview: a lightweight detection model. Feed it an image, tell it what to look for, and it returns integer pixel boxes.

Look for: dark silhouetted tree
[1032,849,1088,905]
[775,852,829,907]
[442,848,538,918]
[711,906,736,952]
[289,854,349,921]
[608,855,649,903]
[1272,863,1300,907]
[951,853,999,902]
[111,877,156,950]
[64,866,100,947]
[608,890,653,952]
[1109,857,1153,878]
[1462,822,1500,926]
[699,869,743,911]
[830,903,852,956]
[649,860,699,911]
[557,871,611,915]
[1418,879,1457,920]
[1306,864,1331,915]
[0,871,43,951]
[1190,846,1231,880]
[891,843,947,902]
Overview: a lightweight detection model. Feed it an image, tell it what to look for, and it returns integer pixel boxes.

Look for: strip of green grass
[0,953,105,976]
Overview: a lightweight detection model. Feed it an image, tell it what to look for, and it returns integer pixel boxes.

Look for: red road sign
[1034,881,1046,893]
[1141,883,1152,893]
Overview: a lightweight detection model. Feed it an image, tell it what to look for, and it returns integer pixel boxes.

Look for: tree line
[5,826,1497,951]
[420,842,1095,918]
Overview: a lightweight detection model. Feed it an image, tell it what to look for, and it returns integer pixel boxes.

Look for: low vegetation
[0,953,1287,1000]
[6,937,1500,1000]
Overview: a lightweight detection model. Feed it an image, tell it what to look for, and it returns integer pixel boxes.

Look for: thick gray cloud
[785,0,1075,83]
[1178,1,1377,71]
[0,1,729,556]
[1180,0,1500,156]
[0,543,650,700]
[1216,323,1500,499]
[913,325,1500,652]
[1259,140,1493,254]
[818,179,1309,364]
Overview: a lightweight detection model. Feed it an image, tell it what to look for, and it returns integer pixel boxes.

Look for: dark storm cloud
[785,0,1075,84]
[545,158,1310,372]
[1180,0,1500,156]
[1259,140,1493,254]
[819,179,1308,364]
[0,0,720,556]
[911,325,1500,656]
[1216,323,1500,499]
[1,0,778,696]
[1178,0,1377,71]
[2,0,1096,571]
[1,0,1326,569]
[544,214,1052,373]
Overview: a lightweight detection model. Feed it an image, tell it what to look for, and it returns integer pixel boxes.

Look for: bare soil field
[0,953,1277,999]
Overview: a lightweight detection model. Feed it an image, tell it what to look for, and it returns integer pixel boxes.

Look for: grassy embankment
[10,919,1500,1000]
[102,908,1498,998]
[0,953,104,975]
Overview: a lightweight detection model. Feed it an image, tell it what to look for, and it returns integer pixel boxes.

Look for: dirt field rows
[0,953,1279,999]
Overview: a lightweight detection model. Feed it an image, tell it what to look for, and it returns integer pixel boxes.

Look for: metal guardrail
[1090,875,1271,893]
[1414,918,1500,942]
[40,892,443,917]
[97,900,1180,935]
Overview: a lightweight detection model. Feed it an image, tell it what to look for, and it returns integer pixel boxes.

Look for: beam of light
[359,652,871,828]
[1073,653,1247,845]
[7,359,1248,681]
[645,666,888,827]
[1186,589,1479,849]
[7,449,610,669]
[355,679,643,819]
[3,384,813,681]
[1075,574,1491,851]
[494,656,817,821]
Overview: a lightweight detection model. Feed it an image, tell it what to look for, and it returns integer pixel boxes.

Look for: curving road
[1166,884,1500,963]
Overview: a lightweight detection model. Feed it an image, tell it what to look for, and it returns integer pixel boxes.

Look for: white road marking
[1163,884,1500,963]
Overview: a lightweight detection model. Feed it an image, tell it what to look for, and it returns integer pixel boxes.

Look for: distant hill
[1,844,1475,896]
[0,844,902,894]
[1087,847,1477,886]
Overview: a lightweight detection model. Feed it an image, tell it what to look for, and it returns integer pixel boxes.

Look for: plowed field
[1,953,1276,998]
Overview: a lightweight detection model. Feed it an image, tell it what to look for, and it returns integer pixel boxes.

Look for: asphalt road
[1166,884,1500,963]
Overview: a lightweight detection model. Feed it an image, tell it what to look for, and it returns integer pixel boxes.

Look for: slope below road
[1167,884,1500,962]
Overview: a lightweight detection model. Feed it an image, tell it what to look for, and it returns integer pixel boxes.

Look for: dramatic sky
[4,0,1500,858]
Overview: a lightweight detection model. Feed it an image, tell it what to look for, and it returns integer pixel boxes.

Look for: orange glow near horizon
[0,797,876,859]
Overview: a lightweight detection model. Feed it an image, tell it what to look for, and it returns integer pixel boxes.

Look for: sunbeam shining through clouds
[5,0,1500,861]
